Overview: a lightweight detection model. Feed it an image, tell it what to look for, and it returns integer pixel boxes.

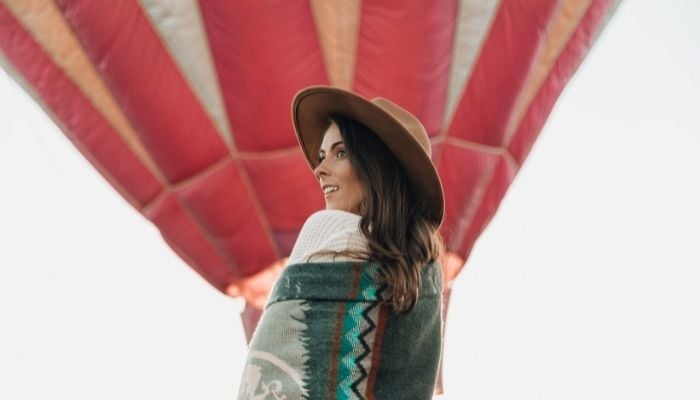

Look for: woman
[237,86,445,400]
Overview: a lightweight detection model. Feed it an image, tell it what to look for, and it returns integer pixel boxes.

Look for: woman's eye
[336,149,346,158]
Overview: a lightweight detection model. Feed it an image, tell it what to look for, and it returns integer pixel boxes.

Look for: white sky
[1,1,699,399]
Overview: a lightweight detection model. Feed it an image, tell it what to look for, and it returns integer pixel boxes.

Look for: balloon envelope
[0,0,620,294]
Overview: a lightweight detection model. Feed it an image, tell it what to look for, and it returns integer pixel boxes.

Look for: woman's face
[313,123,366,215]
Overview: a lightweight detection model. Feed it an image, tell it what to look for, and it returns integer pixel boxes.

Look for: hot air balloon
[0,0,620,394]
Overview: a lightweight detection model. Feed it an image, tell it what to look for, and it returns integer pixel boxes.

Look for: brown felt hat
[292,85,444,226]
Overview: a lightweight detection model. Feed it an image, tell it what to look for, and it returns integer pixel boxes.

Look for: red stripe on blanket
[365,302,390,399]
[327,264,363,397]
[349,263,362,298]
[327,301,345,397]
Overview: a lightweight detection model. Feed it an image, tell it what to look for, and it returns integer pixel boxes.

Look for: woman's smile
[323,185,339,196]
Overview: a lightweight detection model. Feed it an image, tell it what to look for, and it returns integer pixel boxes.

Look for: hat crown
[370,98,431,157]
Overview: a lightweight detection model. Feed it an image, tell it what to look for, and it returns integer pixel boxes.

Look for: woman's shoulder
[303,209,361,226]
[297,209,363,245]
[288,209,367,265]
[297,209,362,239]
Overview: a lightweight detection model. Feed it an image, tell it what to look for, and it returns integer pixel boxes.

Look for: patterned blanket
[237,260,443,400]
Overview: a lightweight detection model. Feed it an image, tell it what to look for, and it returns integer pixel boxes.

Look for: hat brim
[292,86,444,226]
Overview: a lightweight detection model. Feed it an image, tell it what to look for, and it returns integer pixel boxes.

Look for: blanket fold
[268,261,442,305]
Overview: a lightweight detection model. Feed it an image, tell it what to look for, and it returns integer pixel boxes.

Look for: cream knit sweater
[287,209,369,265]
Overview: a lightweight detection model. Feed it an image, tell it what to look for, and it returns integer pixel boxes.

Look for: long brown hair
[327,113,443,314]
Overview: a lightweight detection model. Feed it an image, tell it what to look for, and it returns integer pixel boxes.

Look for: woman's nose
[313,161,329,180]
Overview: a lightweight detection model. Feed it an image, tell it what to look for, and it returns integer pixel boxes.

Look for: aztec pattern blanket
[237,260,443,400]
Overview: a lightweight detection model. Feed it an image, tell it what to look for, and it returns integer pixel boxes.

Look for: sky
[1,1,699,399]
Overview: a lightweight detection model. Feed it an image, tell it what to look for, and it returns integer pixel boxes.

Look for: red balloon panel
[243,153,324,232]
[353,0,456,137]
[55,0,229,184]
[0,4,162,209]
[146,193,234,290]
[199,0,329,152]
[446,0,559,148]
[437,144,502,250]
[457,157,516,258]
[173,160,278,276]
[508,0,615,165]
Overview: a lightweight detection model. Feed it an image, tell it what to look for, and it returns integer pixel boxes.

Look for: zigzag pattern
[350,295,382,399]
[336,280,384,399]
[338,303,364,398]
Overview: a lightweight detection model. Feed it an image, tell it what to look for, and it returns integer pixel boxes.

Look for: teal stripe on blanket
[336,264,379,399]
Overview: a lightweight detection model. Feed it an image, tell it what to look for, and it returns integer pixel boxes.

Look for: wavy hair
[324,113,444,314]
